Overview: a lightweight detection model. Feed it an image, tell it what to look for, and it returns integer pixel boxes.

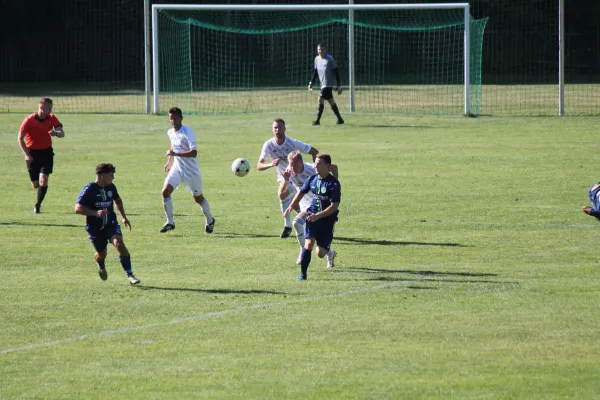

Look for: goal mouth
[150,4,486,116]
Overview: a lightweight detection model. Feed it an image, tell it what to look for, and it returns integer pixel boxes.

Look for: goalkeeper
[308,44,345,126]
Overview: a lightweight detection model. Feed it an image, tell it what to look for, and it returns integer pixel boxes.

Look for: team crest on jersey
[107,191,113,198]
[321,186,326,194]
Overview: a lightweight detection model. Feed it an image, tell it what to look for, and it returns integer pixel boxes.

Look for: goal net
[152,4,487,115]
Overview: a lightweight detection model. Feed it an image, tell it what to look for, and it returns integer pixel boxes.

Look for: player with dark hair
[583,182,600,219]
[18,97,65,214]
[160,106,215,234]
[280,150,338,267]
[284,153,341,281]
[308,44,344,126]
[75,163,140,285]
[257,118,319,238]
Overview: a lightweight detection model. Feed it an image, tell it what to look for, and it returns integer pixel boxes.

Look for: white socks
[293,216,305,248]
[326,249,335,264]
[280,193,294,228]
[163,196,174,224]
[199,198,213,224]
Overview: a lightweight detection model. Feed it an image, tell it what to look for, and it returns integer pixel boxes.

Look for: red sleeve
[19,116,31,133]
[50,114,62,128]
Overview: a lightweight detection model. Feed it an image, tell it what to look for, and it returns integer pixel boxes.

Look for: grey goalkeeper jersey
[314,54,338,88]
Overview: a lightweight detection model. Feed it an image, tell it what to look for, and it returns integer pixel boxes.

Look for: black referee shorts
[27,147,54,181]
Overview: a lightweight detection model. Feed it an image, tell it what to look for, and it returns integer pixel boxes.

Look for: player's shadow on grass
[0,221,80,228]
[353,267,496,277]
[334,236,467,247]
[357,124,439,129]
[342,267,508,285]
[136,285,283,295]
[216,232,281,239]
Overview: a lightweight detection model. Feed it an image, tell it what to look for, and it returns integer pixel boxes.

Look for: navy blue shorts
[305,217,336,251]
[87,224,122,252]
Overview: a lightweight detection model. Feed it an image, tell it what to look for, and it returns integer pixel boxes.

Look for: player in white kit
[280,150,338,267]
[160,107,215,234]
[257,118,319,238]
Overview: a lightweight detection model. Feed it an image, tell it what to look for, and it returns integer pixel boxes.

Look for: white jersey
[289,162,316,190]
[167,124,201,177]
[289,162,316,212]
[259,136,311,181]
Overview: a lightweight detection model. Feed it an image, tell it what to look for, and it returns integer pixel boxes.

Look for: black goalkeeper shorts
[319,87,334,100]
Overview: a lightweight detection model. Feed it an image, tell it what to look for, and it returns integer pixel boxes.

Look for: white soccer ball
[231,158,251,177]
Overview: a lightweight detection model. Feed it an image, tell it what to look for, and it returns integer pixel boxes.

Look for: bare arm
[17,131,31,162]
[167,148,197,158]
[51,124,65,138]
[257,157,279,172]
[278,169,291,198]
[307,202,339,222]
[330,163,339,178]
[308,147,319,162]
[284,190,306,217]
[114,197,131,230]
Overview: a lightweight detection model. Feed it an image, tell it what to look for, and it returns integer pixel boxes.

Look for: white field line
[1,282,403,355]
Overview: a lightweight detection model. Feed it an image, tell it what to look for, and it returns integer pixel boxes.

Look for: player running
[160,107,215,234]
[75,163,140,285]
[257,118,319,238]
[280,151,338,267]
[284,153,341,281]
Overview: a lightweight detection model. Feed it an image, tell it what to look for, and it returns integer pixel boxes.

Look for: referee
[18,97,65,214]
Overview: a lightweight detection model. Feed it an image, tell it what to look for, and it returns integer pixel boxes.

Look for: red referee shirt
[20,113,62,150]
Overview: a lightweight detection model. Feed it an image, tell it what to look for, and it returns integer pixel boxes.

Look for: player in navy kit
[280,150,338,267]
[284,153,341,280]
[75,163,140,285]
[583,182,600,219]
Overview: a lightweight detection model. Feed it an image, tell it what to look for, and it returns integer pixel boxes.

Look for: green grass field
[2,84,600,116]
[1,112,600,399]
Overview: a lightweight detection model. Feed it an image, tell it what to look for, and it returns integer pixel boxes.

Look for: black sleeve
[333,68,341,87]
[310,68,318,85]
[590,209,600,220]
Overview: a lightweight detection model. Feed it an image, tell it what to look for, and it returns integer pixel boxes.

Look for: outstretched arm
[257,157,279,172]
[308,146,319,162]
[582,206,600,220]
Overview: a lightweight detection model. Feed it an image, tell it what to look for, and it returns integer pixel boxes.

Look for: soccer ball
[231,158,251,177]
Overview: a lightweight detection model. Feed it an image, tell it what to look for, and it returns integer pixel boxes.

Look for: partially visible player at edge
[284,153,341,281]
[308,44,344,126]
[75,163,140,285]
[280,150,338,267]
[160,107,215,234]
[257,118,319,238]
[582,182,600,219]
[18,97,65,214]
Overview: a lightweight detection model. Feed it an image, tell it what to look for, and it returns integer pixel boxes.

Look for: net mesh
[157,8,486,115]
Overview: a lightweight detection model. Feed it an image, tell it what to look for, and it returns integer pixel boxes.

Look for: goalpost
[148,3,482,116]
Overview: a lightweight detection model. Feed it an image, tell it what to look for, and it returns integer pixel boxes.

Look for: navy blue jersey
[76,183,121,230]
[588,183,600,219]
[301,174,341,221]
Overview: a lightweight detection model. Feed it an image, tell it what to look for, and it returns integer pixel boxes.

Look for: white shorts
[165,168,203,196]
[299,194,311,213]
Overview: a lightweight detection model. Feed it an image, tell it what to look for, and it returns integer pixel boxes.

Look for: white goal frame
[148,3,471,115]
